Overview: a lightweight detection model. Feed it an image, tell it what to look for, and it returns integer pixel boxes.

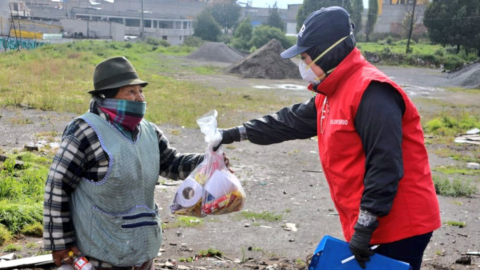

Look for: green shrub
[183,36,204,47]
[419,54,441,66]
[3,244,22,252]
[434,48,445,57]
[433,175,477,197]
[385,36,394,45]
[443,55,465,71]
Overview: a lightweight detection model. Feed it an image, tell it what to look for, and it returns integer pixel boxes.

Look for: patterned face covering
[97,98,146,131]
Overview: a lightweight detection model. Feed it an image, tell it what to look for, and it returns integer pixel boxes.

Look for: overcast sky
[251,0,369,9]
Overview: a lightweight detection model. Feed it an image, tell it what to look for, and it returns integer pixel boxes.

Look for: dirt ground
[0,59,479,270]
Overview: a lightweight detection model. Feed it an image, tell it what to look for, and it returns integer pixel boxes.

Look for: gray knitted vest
[70,112,161,266]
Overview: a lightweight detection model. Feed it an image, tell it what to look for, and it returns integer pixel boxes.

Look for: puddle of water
[403,85,444,97]
[253,84,307,91]
[276,84,307,91]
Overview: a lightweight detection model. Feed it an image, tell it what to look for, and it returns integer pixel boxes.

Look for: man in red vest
[215,6,441,270]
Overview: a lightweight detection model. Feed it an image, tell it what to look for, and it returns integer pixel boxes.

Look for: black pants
[375,232,433,270]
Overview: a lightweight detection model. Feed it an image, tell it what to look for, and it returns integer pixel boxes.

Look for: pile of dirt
[186,42,245,63]
[448,62,480,89]
[225,39,301,79]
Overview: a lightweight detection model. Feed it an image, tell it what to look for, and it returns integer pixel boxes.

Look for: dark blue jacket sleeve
[355,81,406,217]
[243,97,318,144]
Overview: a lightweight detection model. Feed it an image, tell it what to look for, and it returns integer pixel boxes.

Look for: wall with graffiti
[0,38,46,51]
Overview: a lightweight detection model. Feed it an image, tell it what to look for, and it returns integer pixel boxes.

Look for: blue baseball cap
[281,6,353,59]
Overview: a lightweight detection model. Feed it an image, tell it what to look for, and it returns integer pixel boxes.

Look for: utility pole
[140,0,144,39]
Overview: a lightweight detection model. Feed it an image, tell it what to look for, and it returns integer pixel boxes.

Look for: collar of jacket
[312,48,366,97]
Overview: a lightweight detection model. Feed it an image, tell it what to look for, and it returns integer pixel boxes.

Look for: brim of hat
[280,44,311,59]
[88,79,148,94]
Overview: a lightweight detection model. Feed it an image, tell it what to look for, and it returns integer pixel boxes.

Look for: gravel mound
[448,62,480,89]
[186,42,245,63]
[225,39,301,79]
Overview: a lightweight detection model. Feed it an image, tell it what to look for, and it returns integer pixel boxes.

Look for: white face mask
[298,33,352,85]
[299,61,321,85]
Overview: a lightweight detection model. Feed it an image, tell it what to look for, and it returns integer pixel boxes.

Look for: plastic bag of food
[170,110,246,217]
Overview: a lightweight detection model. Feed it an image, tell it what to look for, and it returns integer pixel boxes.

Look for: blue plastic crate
[308,235,411,270]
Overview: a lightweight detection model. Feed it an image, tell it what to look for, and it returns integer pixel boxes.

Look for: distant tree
[193,9,222,42]
[209,0,241,34]
[264,2,285,31]
[365,0,378,42]
[231,16,253,51]
[296,0,352,31]
[250,25,293,49]
[351,0,363,35]
[405,0,418,54]
[424,0,480,54]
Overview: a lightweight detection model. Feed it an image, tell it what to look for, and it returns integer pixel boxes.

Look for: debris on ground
[454,128,480,145]
[455,256,472,265]
[186,42,245,63]
[225,39,301,79]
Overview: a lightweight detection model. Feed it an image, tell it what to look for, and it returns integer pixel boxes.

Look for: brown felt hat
[88,56,148,94]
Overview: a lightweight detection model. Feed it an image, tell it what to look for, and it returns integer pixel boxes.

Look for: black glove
[349,219,379,269]
[213,127,241,151]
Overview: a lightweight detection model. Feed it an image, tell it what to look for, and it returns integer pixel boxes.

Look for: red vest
[314,48,441,244]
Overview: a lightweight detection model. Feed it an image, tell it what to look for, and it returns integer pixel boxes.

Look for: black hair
[91,88,120,99]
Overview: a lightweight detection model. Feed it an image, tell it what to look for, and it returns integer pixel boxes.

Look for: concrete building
[18,0,209,44]
[61,18,124,40]
[374,1,429,34]
[285,4,300,36]
[0,1,11,36]
[71,7,194,44]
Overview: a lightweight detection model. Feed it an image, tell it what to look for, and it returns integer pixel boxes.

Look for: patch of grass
[357,41,472,69]
[170,129,181,136]
[0,151,48,235]
[433,175,477,197]
[444,221,466,228]
[250,247,263,252]
[296,258,306,267]
[26,242,38,249]
[0,153,49,203]
[236,210,284,222]
[162,216,203,229]
[198,248,223,257]
[434,147,480,164]
[192,65,221,75]
[424,112,480,137]
[433,165,480,176]
[3,243,22,252]
[451,200,463,206]
[0,41,304,128]
[0,202,43,234]
[21,222,43,237]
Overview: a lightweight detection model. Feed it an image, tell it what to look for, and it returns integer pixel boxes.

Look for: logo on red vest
[330,119,348,125]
